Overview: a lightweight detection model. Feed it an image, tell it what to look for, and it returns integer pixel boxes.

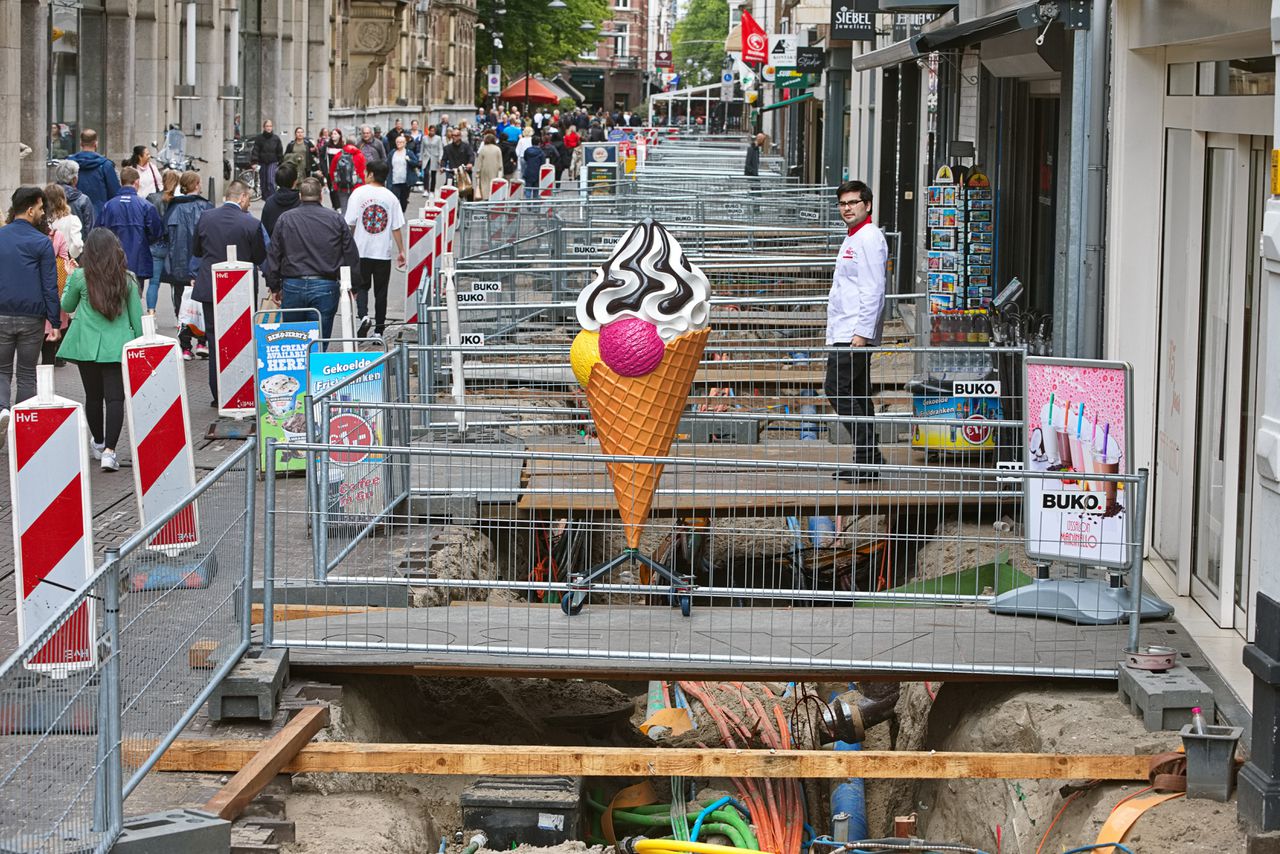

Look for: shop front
[854,4,1075,341]
[1107,0,1273,637]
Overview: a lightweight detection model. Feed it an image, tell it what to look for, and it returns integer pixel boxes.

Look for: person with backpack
[98,166,165,310]
[57,227,144,472]
[520,136,545,199]
[285,127,314,180]
[261,162,301,236]
[69,129,120,218]
[162,171,212,360]
[328,133,367,215]
[498,132,519,180]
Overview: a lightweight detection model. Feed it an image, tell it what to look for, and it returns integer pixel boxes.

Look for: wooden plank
[250,604,387,626]
[147,741,1152,782]
[202,705,331,821]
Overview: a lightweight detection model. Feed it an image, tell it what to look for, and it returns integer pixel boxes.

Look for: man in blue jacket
[0,187,60,430]
[521,142,545,199]
[98,167,165,302]
[68,128,120,218]
[191,180,268,404]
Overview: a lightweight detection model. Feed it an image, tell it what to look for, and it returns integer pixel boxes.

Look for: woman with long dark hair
[57,228,143,472]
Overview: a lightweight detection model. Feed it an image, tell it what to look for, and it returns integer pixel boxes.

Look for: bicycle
[234,164,262,202]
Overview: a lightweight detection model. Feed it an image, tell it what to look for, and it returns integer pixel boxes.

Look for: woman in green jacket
[59,228,143,472]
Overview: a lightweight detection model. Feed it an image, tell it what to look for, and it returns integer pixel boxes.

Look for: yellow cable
[634,839,776,854]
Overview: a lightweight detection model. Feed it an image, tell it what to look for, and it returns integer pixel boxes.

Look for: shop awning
[553,75,586,103]
[759,91,815,112]
[500,76,561,105]
[852,2,1048,72]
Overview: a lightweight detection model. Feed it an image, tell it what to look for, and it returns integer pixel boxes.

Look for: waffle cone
[586,328,709,548]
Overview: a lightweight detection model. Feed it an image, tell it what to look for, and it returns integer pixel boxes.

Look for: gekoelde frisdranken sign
[830,0,877,41]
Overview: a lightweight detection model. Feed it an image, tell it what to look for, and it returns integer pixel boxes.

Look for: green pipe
[582,794,756,850]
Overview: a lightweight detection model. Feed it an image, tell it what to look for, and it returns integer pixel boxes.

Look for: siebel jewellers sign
[830,0,877,41]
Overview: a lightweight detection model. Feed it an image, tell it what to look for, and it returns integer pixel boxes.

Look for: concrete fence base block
[207,648,289,722]
[111,809,231,853]
[1118,663,1215,732]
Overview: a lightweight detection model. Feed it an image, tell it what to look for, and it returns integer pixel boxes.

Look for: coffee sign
[830,0,877,41]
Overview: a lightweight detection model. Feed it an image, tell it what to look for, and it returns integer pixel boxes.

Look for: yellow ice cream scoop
[570,329,602,388]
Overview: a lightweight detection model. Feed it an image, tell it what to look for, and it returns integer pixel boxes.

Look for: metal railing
[0,440,256,853]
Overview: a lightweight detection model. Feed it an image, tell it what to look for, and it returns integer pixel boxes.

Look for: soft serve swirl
[575,219,710,343]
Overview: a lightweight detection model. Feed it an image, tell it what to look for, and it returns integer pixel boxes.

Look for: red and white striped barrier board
[505,179,525,241]
[489,178,509,204]
[10,366,95,671]
[539,164,555,198]
[122,316,199,555]
[437,186,460,254]
[405,217,435,325]
[212,246,256,416]
[336,267,357,349]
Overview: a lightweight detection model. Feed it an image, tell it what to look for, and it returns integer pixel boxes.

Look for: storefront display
[913,166,1000,454]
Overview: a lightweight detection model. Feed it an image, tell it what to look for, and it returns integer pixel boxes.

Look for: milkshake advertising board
[254,314,321,472]
[1023,357,1132,568]
[308,351,386,524]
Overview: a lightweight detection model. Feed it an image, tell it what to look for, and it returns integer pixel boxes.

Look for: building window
[580,45,598,60]
[1168,57,1275,96]
[614,22,629,58]
[49,0,106,157]
[614,0,630,8]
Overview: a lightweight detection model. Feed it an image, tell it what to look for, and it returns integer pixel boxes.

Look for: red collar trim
[847,219,871,237]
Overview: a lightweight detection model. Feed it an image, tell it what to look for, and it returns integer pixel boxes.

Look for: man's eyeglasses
[837,199,865,208]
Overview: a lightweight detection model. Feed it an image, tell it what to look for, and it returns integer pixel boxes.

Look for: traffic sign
[487,67,501,94]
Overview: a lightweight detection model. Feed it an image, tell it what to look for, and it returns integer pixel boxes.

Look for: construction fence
[0,441,256,853]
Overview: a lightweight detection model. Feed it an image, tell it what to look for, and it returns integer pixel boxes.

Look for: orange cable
[1035,790,1083,854]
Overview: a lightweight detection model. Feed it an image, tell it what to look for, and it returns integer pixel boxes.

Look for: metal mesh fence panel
[0,568,118,854]
[112,440,256,795]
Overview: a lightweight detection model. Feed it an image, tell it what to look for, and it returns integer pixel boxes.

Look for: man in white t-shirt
[344,159,406,341]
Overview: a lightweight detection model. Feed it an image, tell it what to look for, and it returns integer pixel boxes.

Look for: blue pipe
[689,796,749,842]
[830,742,868,842]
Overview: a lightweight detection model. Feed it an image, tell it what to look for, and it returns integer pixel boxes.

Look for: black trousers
[356,258,392,334]
[202,300,217,401]
[391,182,411,212]
[824,345,882,463]
[77,361,125,449]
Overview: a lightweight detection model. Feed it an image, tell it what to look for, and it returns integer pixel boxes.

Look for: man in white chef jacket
[824,180,889,482]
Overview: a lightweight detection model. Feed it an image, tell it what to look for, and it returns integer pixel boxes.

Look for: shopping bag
[178,286,204,336]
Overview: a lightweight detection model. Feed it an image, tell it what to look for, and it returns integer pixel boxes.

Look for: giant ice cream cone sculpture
[572,219,711,549]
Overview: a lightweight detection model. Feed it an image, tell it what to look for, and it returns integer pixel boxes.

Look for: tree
[475,0,610,103]
[672,0,728,88]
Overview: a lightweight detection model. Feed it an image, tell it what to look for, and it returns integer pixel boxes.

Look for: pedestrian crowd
[0,106,655,473]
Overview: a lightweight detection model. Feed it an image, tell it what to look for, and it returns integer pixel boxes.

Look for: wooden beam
[146,741,1151,781]
[250,603,385,626]
[202,706,330,821]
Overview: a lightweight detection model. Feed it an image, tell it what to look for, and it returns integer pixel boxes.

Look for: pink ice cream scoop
[599,317,665,377]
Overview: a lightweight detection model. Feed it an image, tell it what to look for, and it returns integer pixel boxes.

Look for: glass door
[1189,133,1266,630]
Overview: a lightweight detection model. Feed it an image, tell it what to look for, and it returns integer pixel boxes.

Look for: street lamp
[528,0,573,116]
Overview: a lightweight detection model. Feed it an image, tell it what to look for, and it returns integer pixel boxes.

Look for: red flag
[741,11,767,64]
